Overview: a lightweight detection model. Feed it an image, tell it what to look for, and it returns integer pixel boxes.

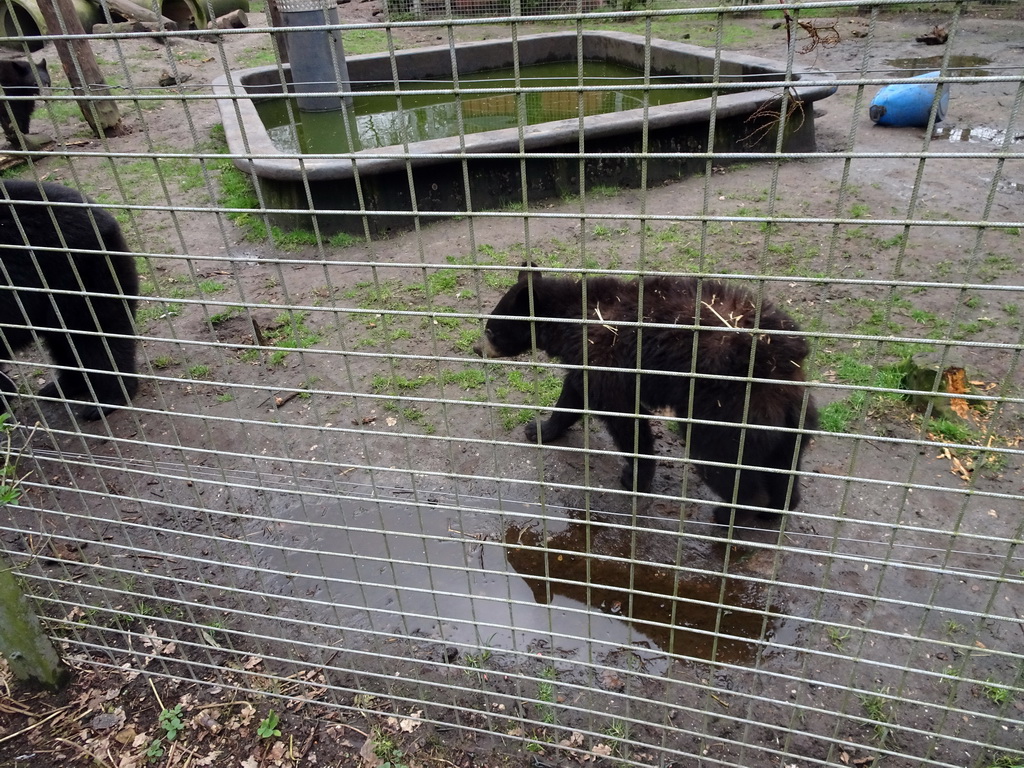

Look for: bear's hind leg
[41,332,136,419]
[763,433,805,514]
[603,411,656,492]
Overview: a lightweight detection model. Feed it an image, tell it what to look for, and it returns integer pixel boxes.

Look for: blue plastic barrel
[869,71,950,127]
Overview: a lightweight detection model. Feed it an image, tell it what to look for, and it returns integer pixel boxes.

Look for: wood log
[101,0,176,28]
[92,20,172,35]
[207,9,247,29]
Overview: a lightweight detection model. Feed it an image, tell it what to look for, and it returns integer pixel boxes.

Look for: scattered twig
[335,721,370,738]
[700,299,744,329]
[0,705,71,744]
[250,317,266,348]
[742,90,806,147]
[274,391,300,408]
[148,676,168,711]
[54,737,115,768]
[594,304,618,335]
[778,0,841,54]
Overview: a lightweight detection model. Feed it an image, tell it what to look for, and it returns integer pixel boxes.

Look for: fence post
[0,561,70,691]
[36,0,124,137]
[0,415,69,691]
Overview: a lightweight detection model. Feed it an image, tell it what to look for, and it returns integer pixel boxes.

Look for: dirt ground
[1,2,1023,767]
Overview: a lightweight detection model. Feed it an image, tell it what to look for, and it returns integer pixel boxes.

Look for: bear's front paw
[524,420,540,442]
[619,462,654,493]
[712,506,735,526]
[78,403,118,421]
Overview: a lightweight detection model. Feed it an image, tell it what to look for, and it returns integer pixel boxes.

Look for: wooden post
[0,562,71,691]
[36,0,124,138]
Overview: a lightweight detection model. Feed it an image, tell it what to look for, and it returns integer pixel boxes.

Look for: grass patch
[210,124,363,248]
[263,311,322,363]
[342,29,390,55]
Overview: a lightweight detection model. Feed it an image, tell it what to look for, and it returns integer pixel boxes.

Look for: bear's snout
[474,333,502,359]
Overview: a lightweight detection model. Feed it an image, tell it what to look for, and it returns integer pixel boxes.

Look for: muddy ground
[1,3,1023,767]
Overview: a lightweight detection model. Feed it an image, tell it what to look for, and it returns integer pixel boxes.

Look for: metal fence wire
[0,0,1021,766]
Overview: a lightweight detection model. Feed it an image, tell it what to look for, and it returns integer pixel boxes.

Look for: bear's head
[474,267,542,359]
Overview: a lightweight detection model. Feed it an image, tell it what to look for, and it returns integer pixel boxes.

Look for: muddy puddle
[934,124,1024,144]
[252,485,799,668]
[885,54,992,77]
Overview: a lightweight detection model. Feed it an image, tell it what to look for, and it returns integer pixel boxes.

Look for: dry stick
[53,737,115,768]
[0,705,71,744]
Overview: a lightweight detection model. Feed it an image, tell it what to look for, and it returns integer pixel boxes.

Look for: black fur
[0,58,49,146]
[476,268,817,521]
[0,180,138,420]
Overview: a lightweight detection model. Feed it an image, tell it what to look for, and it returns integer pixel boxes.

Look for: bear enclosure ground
[0,2,1023,767]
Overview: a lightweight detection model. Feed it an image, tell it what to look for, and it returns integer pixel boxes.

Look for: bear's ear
[517,261,542,284]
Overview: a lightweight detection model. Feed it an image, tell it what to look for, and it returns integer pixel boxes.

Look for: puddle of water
[254,489,791,667]
[934,125,1024,145]
[885,55,992,78]
[504,522,786,665]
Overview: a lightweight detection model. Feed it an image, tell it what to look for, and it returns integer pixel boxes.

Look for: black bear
[476,267,817,522]
[0,58,50,147]
[0,180,138,420]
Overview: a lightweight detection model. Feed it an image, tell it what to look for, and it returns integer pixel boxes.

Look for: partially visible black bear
[476,267,817,522]
[0,180,138,420]
[0,58,50,147]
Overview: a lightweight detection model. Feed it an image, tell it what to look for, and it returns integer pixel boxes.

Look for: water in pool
[259,60,713,154]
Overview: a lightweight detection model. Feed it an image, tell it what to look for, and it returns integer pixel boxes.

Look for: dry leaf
[200,629,222,648]
[559,731,583,748]
[398,711,422,733]
[267,741,286,760]
[358,737,379,765]
[141,627,177,657]
[238,704,256,727]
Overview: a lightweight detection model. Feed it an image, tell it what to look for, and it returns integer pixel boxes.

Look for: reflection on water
[259,61,713,154]
[505,521,784,665]
[934,125,1024,145]
[885,55,992,78]
[254,490,790,668]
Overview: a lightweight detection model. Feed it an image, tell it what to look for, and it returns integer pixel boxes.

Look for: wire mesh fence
[0,0,1022,766]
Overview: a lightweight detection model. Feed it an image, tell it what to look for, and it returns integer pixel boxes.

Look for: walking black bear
[0,58,50,147]
[0,180,138,420]
[476,267,817,523]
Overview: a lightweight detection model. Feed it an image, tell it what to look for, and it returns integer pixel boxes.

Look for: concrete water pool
[214,31,836,237]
